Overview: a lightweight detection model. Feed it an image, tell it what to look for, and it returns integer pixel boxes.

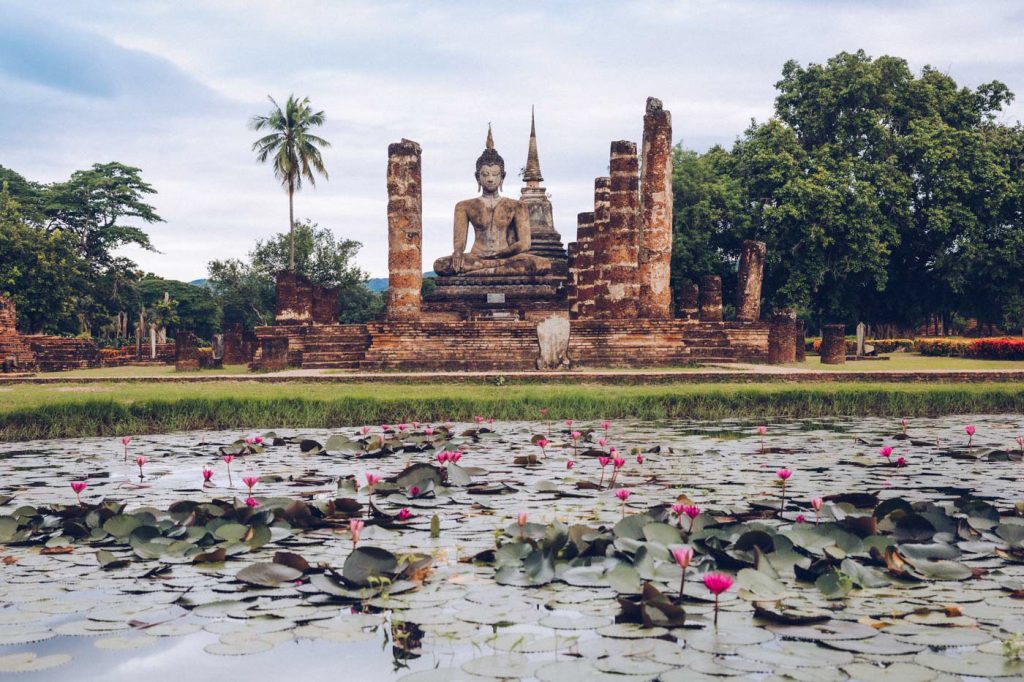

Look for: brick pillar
[593,141,640,318]
[174,331,200,371]
[222,323,245,364]
[582,179,610,320]
[698,275,722,322]
[795,319,806,363]
[820,324,847,365]
[275,271,309,325]
[638,98,673,319]
[735,240,766,322]
[677,280,699,321]
[566,241,580,316]
[768,310,797,364]
[311,285,339,324]
[572,211,595,320]
[386,139,423,320]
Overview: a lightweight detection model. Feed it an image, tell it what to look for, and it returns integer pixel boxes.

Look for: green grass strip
[2,381,1023,441]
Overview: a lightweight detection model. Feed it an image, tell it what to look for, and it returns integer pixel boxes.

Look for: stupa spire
[523,107,544,185]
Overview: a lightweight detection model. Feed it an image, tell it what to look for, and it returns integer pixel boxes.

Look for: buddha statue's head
[475,124,505,194]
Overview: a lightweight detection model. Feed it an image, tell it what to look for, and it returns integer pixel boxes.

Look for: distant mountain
[189,278,210,288]
[366,273,436,293]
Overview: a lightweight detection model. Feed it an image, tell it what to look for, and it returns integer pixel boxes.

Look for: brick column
[386,139,423,320]
[698,275,722,322]
[566,241,580,316]
[795,319,806,363]
[735,240,766,322]
[768,310,797,364]
[820,324,847,365]
[581,179,610,320]
[677,280,699,321]
[174,331,200,371]
[222,323,245,364]
[594,141,640,318]
[638,98,673,319]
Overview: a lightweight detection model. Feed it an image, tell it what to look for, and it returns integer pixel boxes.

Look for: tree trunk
[288,181,295,272]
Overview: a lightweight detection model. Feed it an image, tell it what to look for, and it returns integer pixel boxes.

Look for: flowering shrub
[916,337,1024,359]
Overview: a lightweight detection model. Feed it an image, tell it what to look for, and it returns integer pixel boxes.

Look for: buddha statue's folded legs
[433,252,552,277]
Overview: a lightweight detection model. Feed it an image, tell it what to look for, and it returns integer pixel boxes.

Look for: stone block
[735,240,766,322]
[767,309,797,364]
[536,315,571,369]
[174,331,200,371]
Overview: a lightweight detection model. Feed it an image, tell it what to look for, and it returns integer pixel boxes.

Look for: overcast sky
[2,1,1023,280]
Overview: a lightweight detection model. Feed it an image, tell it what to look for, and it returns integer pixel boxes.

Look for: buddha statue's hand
[451,252,464,272]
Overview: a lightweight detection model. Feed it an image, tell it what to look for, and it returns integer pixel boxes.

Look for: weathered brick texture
[387,139,423,320]
[638,98,673,319]
[735,240,766,322]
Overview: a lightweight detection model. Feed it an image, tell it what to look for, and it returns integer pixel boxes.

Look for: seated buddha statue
[433,127,552,277]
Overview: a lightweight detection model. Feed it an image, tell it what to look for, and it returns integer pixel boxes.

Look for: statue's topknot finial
[476,124,505,178]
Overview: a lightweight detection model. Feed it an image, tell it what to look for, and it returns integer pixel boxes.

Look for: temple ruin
[252,97,773,370]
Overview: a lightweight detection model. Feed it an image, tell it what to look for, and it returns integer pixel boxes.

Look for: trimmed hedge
[807,338,915,353]
[915,337,1024,359]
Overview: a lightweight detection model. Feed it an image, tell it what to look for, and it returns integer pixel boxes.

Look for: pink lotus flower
[879,446,893,461]
[365,473,381,487]
[517,511,528,539]
[613,457,625,470]
[615,488,631,517]
[244,497,260,508]
[682,504,701,519]
[776,469,792,515]
[965,424,976,448]
[810,497,823,525]
[361,426,370,436]
[536,438,549,457]
[571,430,581,441]
[795,514,807,524]
[1017,436,1024,453]
[601,420,611,433]
[564,419,573,427]
[677,504,700,533]
[598,437,608,449]
[222,454,234,485]
[349,518,365,547]
[411,422,420,429]
[599,456,611,467]
[424,427,434,436]
[566,460,575,469]
[901,418,907,434]
[398,508,411,521]
[202,468,214,484]
[408,486,420,497]
[449,451,461,464]
[242,476,259,494]
[381,424,391,431]
[135,456,148,479]
[636,454,644,465]
[437,451,450,464]
[70,481,87,504]
[474,415,484,424]
[672,546,694,598]
[397,423,408,432]
[702,572,734,626]
[896,456,907,468]
[487,418,494,424]
[121,436,132,462]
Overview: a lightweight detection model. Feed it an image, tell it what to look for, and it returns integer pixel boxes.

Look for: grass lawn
[52,364,254,378]
[791,352,1024,371]
[2,379,1023,441]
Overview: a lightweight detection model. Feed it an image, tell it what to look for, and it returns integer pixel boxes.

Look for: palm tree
[250,95,331,271]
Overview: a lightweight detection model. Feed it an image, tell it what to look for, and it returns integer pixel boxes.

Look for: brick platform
[254,319,768,371]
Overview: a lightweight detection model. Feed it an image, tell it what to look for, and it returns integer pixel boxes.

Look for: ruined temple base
[251,319,768,371]
[423,275,567,320]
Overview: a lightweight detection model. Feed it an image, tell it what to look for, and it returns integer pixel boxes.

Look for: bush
[807,338,915,353]
[916,337,1024,359]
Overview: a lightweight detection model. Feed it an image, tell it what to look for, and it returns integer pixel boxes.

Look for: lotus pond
[2,416,1024,680]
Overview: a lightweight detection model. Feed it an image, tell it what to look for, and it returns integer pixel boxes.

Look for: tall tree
[250,95,331,271]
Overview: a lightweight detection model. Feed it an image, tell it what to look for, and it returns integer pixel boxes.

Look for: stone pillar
[593,141,640,318]
[275,271,313,325]
[795,319,806,363]
[581,179,610,320]
[677,280,699,321]
[638,98,673,319]
[698,275,723,322]
[386,139,423,320]
[572,211,595,320]
[767,310,797,364]
[820,324,847,365]
[735,240,766,322]
[174,331,200,371]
